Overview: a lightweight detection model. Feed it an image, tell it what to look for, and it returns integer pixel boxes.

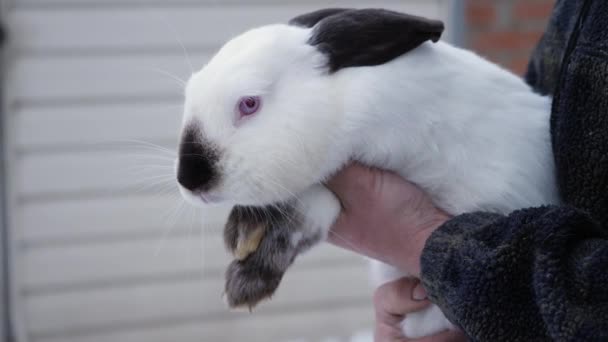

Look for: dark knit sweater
[420,1,608,341]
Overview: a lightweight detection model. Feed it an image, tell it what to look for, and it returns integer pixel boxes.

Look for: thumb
[325,163,376,209]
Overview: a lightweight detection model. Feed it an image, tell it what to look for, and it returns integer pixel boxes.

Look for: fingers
[374,277,466,342]
[326,212,350,246]
[325,163,376,209]
[325,163,376,251]
[374,277,431,319]
[412,282,428,301]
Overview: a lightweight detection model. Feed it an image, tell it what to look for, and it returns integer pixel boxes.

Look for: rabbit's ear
[289,8,352,28]
[309,9,444,73]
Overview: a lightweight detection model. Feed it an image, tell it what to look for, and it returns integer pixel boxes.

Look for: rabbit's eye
[238,96,261,116]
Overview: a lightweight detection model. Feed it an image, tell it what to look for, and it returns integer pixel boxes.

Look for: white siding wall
[2,1,452,341]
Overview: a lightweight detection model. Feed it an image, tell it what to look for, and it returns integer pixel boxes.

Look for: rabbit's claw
[223,203,301,309]
[228,221,266,261]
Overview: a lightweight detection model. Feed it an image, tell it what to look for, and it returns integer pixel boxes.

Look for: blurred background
[0,1,553,342]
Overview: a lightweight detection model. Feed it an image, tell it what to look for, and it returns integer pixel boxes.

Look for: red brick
[467,3,496,27]
[471,30,544,53]
[509,56,532,75]
[514,1,555,21]
[464,0,553,76]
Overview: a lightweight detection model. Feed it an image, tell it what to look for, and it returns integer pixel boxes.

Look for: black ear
[308,9,444,73]
[289,8,352,28]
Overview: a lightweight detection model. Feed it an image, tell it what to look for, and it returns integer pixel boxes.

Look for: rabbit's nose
[176,125,219,192]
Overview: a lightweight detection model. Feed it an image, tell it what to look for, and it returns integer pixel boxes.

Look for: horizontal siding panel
[14,0,399,7]
[25,264,370,337]
[22,232,221,290]
[22,234,362,290]
[19,149,181,197]
[19,195,224,243]
[9,53,207,104]
[35,305,373,342]
[15,102,182,150]
[9,3,443,53]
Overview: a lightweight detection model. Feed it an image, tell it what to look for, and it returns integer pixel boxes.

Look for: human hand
[326,163,450,277]
[374,278,467,341]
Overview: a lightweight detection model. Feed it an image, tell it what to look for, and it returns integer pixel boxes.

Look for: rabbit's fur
[176,9,560,339]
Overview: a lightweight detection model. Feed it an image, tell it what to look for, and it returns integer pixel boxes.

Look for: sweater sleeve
[420,206,608,342]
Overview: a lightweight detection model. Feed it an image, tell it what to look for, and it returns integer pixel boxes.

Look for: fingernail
[412,282,427,301]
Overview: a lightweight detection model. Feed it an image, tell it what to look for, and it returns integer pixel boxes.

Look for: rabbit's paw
[223,203,312,309]
[224,251,284,310]
[224,206,268,261]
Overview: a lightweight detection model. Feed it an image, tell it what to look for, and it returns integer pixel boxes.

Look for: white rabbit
[175,8,560,339]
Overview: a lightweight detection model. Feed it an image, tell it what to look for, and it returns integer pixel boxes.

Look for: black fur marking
[176,123,220,192]
[288,8,352,28]
[305,8,445,73]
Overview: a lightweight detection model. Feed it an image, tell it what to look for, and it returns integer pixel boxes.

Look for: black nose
[176,126,219,192]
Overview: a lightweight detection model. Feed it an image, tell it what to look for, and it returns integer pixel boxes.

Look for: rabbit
[175,8,560,339]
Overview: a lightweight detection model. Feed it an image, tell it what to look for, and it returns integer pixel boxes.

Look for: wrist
[399,209,451,278]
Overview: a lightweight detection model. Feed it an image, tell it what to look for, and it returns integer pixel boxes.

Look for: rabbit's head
[176,8,444,206]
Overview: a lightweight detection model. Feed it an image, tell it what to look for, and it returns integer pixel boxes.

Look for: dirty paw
[225,212,266,261]
[224,257,283,309]
[223,203,306,309]
[224,205,279,260]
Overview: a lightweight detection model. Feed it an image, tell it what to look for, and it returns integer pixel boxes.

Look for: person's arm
[327,165,608,342]
[421,206,608,341]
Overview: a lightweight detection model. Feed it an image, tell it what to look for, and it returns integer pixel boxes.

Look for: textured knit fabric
[420,0,608,341]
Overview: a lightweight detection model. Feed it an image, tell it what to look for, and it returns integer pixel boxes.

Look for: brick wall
[464,0,556,75]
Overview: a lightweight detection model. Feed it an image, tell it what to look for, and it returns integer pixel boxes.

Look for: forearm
[420,206,608,341]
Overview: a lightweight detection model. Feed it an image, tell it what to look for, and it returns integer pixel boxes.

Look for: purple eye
[238,96,261,117]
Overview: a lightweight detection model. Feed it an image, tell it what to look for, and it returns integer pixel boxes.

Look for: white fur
[179,24,560,338]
